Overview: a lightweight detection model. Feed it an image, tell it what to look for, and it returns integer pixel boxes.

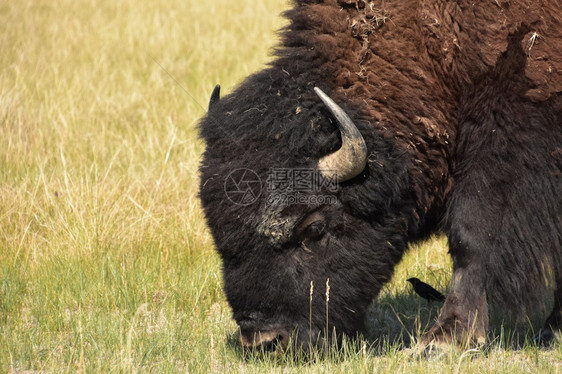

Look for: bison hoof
[535,328,560,347]
[406,341,449,360]
[421,323,486,347]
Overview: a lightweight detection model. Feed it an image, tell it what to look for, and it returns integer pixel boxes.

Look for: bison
[199,0,562,351]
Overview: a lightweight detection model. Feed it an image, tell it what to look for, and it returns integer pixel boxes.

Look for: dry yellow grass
[1,0,560,372]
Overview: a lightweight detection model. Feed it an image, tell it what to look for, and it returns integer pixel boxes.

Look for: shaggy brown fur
[283,0,561,222]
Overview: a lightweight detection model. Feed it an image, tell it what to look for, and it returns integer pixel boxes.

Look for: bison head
[199,79,412,352]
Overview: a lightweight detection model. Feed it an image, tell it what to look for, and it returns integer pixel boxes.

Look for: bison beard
[199,0,562,351]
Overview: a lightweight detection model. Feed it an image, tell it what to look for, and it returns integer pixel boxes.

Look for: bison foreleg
[422,263,489,346]
[537,285,562,345]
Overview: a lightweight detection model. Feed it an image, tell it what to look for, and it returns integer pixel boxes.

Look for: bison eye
[303,221,325,240]
[294,212,326,244]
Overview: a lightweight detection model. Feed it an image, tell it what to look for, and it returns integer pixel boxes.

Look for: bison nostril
[239,328,290,352]
[276,330,290,350]
[260,335,280,352]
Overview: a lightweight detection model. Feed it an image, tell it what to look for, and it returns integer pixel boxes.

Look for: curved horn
[314,87,368,182]
[208,84,221,111]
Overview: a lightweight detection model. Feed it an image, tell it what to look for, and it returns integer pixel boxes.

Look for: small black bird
[406,277,446,303]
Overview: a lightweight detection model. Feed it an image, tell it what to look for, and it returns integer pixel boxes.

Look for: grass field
[1,0,561,372]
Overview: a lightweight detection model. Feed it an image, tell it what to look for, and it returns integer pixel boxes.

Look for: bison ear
[208,84,221,111]
[314,87,368,183]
